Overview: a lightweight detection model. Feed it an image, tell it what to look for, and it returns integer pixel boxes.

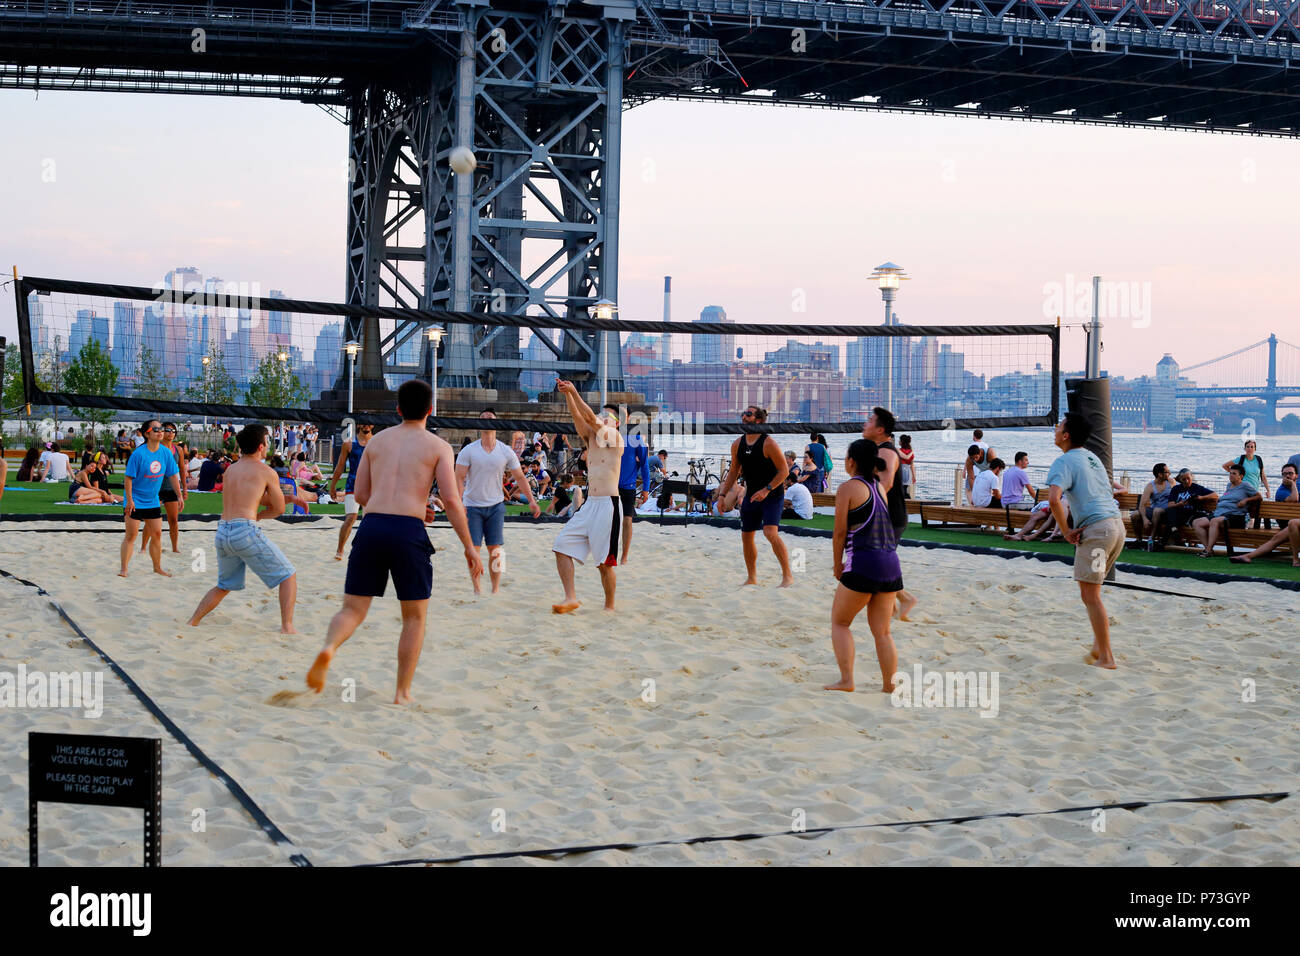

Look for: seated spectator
[527,459,553,498]
[796,452,825,493]
[17,445,46,482]
[551,473,584,517]
[1159,469,1216,549]
[1191,463,1262,557]
[87,452,116,496]
[1276,463,1297,503]
[1001,452,1036,509]
[783,450,799,480]
[782,472,814,520]
[39,442,71,481]
[1005,498,1069,542]
[1229,517,1300,567]
[713,478,744,518]
[114,429,134,463]
[197,451,224,492]
[185,448,205,488]
[68,457,121,505]
[649,449,668,480]
[1130,462,1173,548]
[291,451,326,495]
[970,457,1005,508]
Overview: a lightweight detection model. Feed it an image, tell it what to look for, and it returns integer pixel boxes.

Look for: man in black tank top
[713,405,794,587]
[863,407,919,620]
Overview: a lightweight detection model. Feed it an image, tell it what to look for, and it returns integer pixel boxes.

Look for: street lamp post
[868,262,910,412]
[426,326,445,418]
[201,354,211,430]
[343,340,361,416]
[593,298,617,407]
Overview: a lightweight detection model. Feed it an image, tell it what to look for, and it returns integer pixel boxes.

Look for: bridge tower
[1265,333,1279,425]
[328,0,660,407]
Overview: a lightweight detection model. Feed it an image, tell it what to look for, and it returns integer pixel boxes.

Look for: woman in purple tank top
[824,439,902,694]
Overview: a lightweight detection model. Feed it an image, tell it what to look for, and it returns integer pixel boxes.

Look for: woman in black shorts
[147,422,187,553]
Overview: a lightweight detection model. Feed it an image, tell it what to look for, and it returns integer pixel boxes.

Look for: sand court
[1,519,1297,865]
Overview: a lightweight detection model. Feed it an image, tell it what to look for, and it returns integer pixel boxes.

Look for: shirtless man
[551,380,624,613]
[188,424,298,633]
[307,380,481,704]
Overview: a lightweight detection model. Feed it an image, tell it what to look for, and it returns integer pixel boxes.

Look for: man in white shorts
[456,409,540,594]
[551,380,624,613]
[328,422,372,560]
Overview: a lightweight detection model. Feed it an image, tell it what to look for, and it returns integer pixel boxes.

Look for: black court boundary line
[0,568,313,867]
[364,789,1293,866]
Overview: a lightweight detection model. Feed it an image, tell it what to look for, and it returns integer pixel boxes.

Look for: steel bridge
[1174,333,1300,416]
[5,0,1300,400]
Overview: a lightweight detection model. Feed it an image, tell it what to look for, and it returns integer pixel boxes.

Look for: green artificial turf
[5,482,1296,583]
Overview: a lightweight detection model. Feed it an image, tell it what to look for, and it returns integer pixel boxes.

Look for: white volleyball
[449,146,477,175]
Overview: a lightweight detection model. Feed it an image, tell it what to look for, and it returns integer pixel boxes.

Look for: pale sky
[2,88,1297,383]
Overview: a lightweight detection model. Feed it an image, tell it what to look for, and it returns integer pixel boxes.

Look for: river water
[663,428,1299,500]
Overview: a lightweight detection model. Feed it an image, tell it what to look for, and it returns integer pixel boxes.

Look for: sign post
[29,732,162,867]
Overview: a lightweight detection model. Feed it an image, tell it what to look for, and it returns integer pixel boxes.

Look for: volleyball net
[11,274,1059,434]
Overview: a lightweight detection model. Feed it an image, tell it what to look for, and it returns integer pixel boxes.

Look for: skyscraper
[111,302,141,387]
[691,305,734,365]
[311,322,344,395]
[267,289,291,352]
[26,292,49,352]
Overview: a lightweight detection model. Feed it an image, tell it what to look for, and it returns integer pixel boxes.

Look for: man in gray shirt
[1190,463,1262,557]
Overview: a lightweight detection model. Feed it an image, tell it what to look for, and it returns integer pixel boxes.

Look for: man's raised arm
[556,380,601,438]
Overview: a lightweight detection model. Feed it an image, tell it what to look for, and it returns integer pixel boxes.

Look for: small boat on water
[1181,418,1215,439]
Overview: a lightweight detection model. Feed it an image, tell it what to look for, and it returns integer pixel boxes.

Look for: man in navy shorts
[307,380,482,704]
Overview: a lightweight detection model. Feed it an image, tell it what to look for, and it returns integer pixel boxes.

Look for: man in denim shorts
[188,424,299,634]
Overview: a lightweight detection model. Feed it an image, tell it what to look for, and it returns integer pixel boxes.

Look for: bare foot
[552,600,581,614]
[897,593,918,622]
[778,575,794,588]
[1003,533,1023,541]
[281,624,297,635]
[741,577,758,587]
[153,567,172,577]
[333,552,343,561]
[1229,555,1251,564]
[602,604,616,611]
[823,679,855,692]
[306,649,333,692]
[118,570,128,578]
[1090,656,1117,670]
[393,689,413,705]
[1089,644,1100,660]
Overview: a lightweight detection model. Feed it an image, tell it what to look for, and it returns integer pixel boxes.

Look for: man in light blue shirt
[1046,413,1124,670]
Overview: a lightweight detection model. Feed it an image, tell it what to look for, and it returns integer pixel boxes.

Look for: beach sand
[1,517,1297,865]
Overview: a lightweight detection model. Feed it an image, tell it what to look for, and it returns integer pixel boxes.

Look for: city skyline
[2,91,1296,385]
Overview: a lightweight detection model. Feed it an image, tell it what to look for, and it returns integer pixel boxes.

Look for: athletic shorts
[344,493,361,516]
[1073,515,1125,584]
[466,502,506,548]
[159,486,179,504]
[619,487,637,514]
[553,495,621,566]
[215,518,295,591]
[840,571,904,594]
[740,489,784,532]
[129,506,162,521]
[345,513,434,601]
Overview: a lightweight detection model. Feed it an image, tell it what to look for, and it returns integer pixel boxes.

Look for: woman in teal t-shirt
[1224,439,1268,526]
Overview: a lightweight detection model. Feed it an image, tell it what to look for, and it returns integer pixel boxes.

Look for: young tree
[65,339,120,428]
[246,352,309,408]
[184,345,240,404]
[134,344,177,401]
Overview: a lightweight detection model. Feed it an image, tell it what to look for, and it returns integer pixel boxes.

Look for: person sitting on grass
[1230,518,1300,567]
[782,471,815,520]
[68,456,122,505]
[551,473,584,517]
[1190,463,1262,557]
[291,451,327,497]
[970,457,1005,508]
[16,445,46,483]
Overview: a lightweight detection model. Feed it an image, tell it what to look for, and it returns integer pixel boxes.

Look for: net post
[14,276,37,407]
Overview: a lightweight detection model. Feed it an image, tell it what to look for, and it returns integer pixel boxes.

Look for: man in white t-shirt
[782,473,814,519]
[40,442,72,481]
[455,409,540,595]
[970,458,1005,507]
